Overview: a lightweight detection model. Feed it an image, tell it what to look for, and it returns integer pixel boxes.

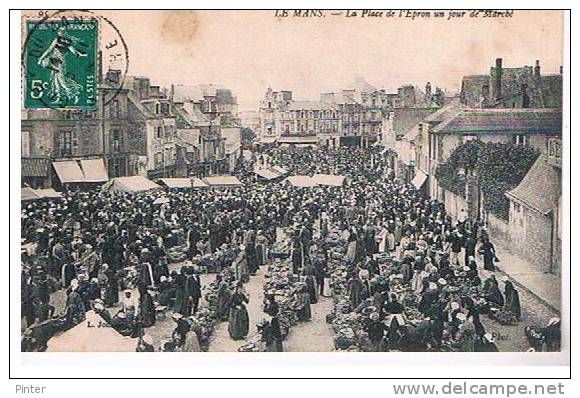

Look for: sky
[93,10,564,111]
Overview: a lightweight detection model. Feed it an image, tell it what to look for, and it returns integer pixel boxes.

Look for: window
[155,103,161,115]
[111,129,121,151]
[110,99,120,117]
[156,126,163,139]
[548,139,561,158]
[513,134,528,146]
[55,131,73,157]
[21,131,30,157]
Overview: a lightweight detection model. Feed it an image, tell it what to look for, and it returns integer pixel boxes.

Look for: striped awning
[22,158,50,177]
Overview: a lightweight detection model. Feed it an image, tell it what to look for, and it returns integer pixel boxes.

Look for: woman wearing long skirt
[138,285,156,327]
[291,240,304,275]
[234,247,250,283]
[294,283,311,321]
[301,264,319,304]
[503,280,521,320]
[173,273,186,315]
[345,229,358,263]
[255,231,269,266]
[228,283,250,340]
[181,326,201,352]
[479,238,497,271]
[215,278,232,321]
[377,225,389,253]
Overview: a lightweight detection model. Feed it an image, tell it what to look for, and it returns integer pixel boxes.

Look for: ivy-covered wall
[435,140,539,220]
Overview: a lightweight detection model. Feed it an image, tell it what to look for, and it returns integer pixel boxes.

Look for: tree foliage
[240,127,255,144]
[435,140,539,220]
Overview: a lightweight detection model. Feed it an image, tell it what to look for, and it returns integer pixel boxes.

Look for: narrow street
[284,295,334,352]
[207,267,267,352]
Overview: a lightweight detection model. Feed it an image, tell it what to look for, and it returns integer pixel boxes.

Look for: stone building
[171,84,241,176]
[258,80,445,149]
[460,58,563,109]
[506,146,562,274]
[21,79,137,189]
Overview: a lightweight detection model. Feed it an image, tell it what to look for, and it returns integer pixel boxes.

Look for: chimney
[534,60,541,78]
[105,69,121,87]
[425,82,432,97]
[560,65,563,74]
[493,58,503,101]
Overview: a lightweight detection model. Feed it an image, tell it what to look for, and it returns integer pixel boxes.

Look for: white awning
[101,176,160,193]
[285,175,317,188]
[153,196,170,205]
[270,165,289,176]
[34,188,62,199]
[46,311,137,352]
[411,170,428,190]
[203,175,244,187]
[53,160,85,183]
[80,158,109,182]
[311,173,346,187]
[259,136,277,144]
[159,178,208,188]
[21,187,40,201]
[254,168,282,180]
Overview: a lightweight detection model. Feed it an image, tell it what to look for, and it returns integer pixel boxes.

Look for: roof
[433,108,562,135]
[311,173,346,187]
[52,160,85,183]
[172,84,221,102]
[402,124,420,142]
[254,168,283,180]
[424,99,466,123]
[278,135,318,144]
[46,311,138,352]
[287,101,336,111]
[411,170,428,190]
[462,74,490,84]
[259,136,277,144]
[34,188,62,199]
[203,175,243,187]
[158,178,208,188]
[21,187,39,201]
[270,165,289,175]
[285,175,317,188]
[80,159,109,183]
[22,158,49,177]
[540,74,563,108]
[506,154,561,215]
[393,107,436,135]
[101,176,160,193]
[176,106,211,127]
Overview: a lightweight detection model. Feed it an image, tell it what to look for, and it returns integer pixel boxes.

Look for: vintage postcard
[18,9,566,361]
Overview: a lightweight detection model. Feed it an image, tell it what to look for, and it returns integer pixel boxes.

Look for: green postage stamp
[23,18,98,109]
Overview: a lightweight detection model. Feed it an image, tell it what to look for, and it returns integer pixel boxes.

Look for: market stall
[311,173,346,187]
[203,175,244,188]
[158,178,208,189]
[101,176,160,193]
[285,175,317,188]
[46,311,138,352]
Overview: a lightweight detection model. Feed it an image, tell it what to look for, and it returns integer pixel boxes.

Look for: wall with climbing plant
[435,140,539,220]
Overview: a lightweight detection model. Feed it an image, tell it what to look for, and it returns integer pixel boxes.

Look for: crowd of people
[20,145,560,352]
